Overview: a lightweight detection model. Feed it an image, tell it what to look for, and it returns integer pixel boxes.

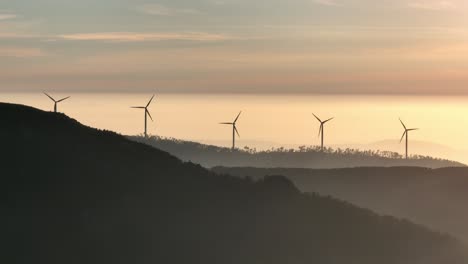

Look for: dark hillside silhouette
[2,103,467,264]
[131,136,464,168]
[213,166,468,244]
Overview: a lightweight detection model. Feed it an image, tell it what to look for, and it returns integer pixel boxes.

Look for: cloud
[408,1,456,10]
[57,32,232,42]
[0,13,17,20]
[136,4,201,16]
[209,0,227,6]
[0,32,36,39]
[312,0,341,6]
[0,47,45,58]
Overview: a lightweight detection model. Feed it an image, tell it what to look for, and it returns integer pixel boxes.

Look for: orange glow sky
[2,0,468,94]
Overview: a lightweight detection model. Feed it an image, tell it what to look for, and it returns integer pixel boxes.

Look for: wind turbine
[131,94,155,137]
[313,113,334,151]
[399,118,418,159]
[43,92,70,113]
[220,111,242,150]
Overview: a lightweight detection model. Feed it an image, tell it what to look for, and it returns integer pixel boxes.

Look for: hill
[130,136,465,169]
[212,166,468,244]
[343,140,468,165]
[2,103,467,264]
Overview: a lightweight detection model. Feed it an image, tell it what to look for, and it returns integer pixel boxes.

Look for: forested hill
[2,103,468,264]
[212,166,468,244]
[131,136,465,169]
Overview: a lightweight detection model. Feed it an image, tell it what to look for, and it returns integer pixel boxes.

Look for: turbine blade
[313,113,322,123]
[408,128,419,131]
[131,106,146,109]
[146,109,153,121]
[43,92,56,102]
[234,111,242,123]
[400,131,406,143]
[57,96,70,102]
[146,94,156,107]
[318,124,323,137]
[234,126,240,138]
[399,118,407,130]
[220,122,233,125]
[324,117,334,123]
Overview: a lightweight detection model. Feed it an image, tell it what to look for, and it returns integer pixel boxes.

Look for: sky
[2,0,468,94]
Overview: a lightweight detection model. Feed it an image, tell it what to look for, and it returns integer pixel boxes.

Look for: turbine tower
[43,92,70,113]
[313,113,334,151]
[399,118,418,159]
[220,111,242,150]
[131,94,155,137]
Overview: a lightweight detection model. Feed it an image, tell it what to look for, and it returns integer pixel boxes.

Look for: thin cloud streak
[0,13,17,20]
[0,32,38,39]
[136,4,201,16]
[408,1,456,10]
[0,47,45,58]
[58,32,232,42]
[312,0,341,6]
[2,0,468,94]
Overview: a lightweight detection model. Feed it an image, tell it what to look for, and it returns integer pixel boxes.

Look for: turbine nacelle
[313,113,334,137]
[131,94,155,119]
[313,113,334,151]
[131,94,156,137]
[399,118,419,159]
[220,111,242,149]
[43,92,71,112]
[220,111,242,138]
[399,119,418,143]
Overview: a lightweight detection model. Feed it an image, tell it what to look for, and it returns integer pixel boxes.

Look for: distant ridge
[2,102,468,264]
[212,166,468,244]
[130,136,465,169]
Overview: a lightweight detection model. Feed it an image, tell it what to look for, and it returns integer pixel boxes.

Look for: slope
[212,166,468,244]
[131,136,465,169]
[1,103,467,264]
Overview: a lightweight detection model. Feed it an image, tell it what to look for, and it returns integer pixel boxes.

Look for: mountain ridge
[2,102,468,264]
[212,166,468,244]
[130,136,465,169]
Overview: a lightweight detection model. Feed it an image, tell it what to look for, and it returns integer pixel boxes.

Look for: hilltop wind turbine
[43,93,70,113]
[313,113,334,151]
[399,118,418,159]
[131,94,155,137]
[220,111,242,150]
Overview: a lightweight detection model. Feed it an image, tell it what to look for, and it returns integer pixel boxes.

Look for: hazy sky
[2,0,468,94]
